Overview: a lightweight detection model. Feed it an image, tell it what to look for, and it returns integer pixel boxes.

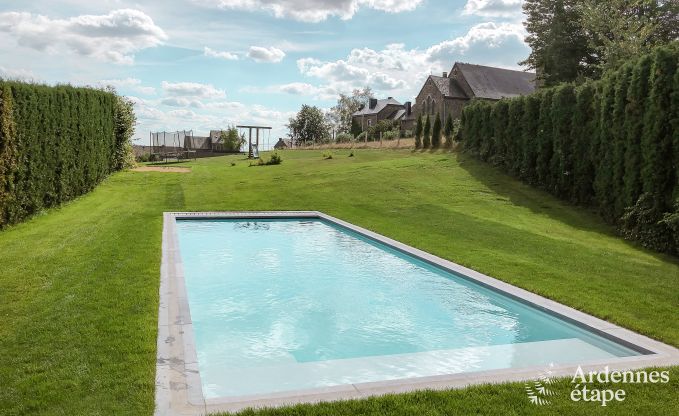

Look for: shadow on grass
[454,150,679,264]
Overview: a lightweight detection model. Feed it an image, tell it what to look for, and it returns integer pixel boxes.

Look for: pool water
[175,219,640,398]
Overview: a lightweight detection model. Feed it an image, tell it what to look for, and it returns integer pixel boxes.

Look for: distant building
[414,62,537,122]
[274,138,292,149]
[351,97,410,133]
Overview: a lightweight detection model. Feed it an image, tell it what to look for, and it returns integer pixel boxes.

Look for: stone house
[414,62,537,123]
[352,97,413,132]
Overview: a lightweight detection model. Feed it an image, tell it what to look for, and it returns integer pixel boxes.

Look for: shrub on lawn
[460,43,679,255]
[423,115,431,149]
[415,116,423,149]
[431,113,442,148]
[0,80,129,228]
[336,132,353,143]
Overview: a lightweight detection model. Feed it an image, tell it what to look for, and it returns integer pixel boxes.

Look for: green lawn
[1,150,677,415]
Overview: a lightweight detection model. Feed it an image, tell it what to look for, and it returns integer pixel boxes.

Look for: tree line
[0,81,135,227]
[460,43,679,254]
[523,0,678,86]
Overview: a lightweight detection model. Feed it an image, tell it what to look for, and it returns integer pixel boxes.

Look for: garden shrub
[336,132,353,143]
[431,113,442,148]
[0,80,126,228]
[423,116,431,149]
[459,43,679,255]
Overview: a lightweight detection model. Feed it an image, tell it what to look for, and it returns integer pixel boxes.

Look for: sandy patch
[132,166,191,173]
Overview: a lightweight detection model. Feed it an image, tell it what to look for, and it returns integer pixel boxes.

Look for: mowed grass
[0,149,677,415]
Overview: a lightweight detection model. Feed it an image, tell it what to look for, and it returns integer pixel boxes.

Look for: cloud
[161,97,205,108]
[247,46,286,63]
[462,0,523,18]
[161,81,226,98]
[426,22,527,65]
[198,0,423,22]
[204,46,239,60]
[294,23,528,100]
[101,78,156,95]
[0,9,167,64]
[0,66,38,81]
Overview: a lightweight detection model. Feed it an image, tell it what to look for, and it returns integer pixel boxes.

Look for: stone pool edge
[155,211,679,416]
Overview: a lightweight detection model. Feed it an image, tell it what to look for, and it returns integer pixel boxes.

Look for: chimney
[388,96,393,100]
[443,72,448,78]
[369,98,378,109]
[405,101,412,115]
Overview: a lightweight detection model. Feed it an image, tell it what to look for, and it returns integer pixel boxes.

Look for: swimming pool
[156,212,679,414]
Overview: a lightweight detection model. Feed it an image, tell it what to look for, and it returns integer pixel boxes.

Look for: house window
[368,119,373,126]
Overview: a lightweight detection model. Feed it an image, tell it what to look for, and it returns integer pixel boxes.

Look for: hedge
[461,43,679,255]
[0,81,131,227]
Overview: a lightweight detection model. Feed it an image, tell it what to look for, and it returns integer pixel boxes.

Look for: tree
[111,92,136,170]
[0,85,18,225]
[287,105,331,146]
[219,126,245,152]
[329,87,373,134]
[444,114,454,148]
[431,113,442,148]
[578,0,679,75]
[423,115,431,148]
[415,115,423,149]
[521,0,595,86]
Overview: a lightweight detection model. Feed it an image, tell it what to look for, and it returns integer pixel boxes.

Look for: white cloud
[426,22,526,65]
[0,9,167,64]
[101,78,156,95]
[294,23,528,101]
[204,46,239,60]
[161,97,205,108]
[161,81,226,98]
[462,0,523,18]
[197,0,423,23]
[247,46,286,63]
[0,66,38,81]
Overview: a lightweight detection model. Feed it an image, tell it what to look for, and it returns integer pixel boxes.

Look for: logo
[525,365,557,405]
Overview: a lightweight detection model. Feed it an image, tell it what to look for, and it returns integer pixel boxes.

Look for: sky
[0,0,530,144]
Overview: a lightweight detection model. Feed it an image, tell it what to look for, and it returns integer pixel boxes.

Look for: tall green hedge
[462,43,679,255]
[0,81,127,227]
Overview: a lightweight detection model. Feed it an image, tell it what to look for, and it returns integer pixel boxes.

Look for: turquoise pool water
[176,219,640,398]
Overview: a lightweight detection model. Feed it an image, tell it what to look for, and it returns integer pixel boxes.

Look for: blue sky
[0,0,529,143]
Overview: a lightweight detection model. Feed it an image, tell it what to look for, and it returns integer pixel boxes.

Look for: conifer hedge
[461,43,679,255]
[0,81,129,227]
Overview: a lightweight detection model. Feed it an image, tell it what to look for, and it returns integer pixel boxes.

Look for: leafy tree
[423,115,431,148]
[329,87,373,134]
[219,126,245,152]
[287,105,331,146]
[444,114,454,148]
[578,0,679,75]
[414,115,423,149]
[521,0,595,86]
[111,91,136,170]
[431,113,442,148]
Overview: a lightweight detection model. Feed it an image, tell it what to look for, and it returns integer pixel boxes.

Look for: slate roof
[454,63,536,100]
[430,75,467,99]
[353,98,402,116]
[390,109,406,121]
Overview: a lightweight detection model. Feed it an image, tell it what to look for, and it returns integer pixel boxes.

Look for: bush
[219,127,246,152]
[0,81,122,228]
[357,131,367,142]
[401,129,413,138]
[323,152,333,160]
[459,43,679,255]
[268,153,282,165]
[336,132,353,143]
[136,153,151,163]
[382,130,399,141]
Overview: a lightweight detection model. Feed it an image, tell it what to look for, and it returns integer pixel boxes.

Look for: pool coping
[155,211,679,416]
